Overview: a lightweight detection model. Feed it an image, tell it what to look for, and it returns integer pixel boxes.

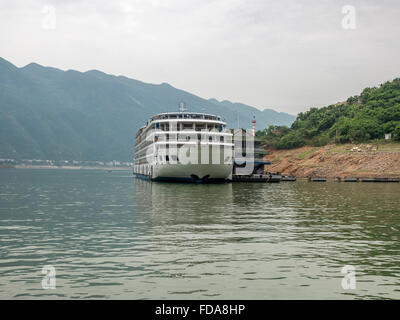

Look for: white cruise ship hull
[153,163,233,182]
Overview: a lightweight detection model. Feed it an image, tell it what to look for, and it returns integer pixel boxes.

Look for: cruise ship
[133,108,234,182]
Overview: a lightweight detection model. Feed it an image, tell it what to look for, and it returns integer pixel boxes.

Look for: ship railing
[135,128,233,149]
[149,128,232,134]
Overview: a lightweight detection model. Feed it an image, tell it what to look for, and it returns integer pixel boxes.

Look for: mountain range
[0,57,295,161]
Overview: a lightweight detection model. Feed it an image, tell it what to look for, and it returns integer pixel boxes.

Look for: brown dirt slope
[265,142,400,178]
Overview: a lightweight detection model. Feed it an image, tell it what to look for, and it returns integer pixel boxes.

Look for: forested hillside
[257,78,400,149]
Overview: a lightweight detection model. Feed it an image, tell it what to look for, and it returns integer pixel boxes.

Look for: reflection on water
[0,169,399,299]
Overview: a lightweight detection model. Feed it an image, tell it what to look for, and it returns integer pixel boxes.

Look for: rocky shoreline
[264,143,400,179]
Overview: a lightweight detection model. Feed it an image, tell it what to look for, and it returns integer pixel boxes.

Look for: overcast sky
[1,0,399,114]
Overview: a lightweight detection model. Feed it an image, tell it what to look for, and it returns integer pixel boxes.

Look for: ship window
[220,136,224,142]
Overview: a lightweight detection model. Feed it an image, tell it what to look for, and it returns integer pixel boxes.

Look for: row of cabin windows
[154,123,223,131]
[151,114,221,121]
[158,155,179,162]
[138,122,224,143]
[155,135,225,142]
[156,154,231,163]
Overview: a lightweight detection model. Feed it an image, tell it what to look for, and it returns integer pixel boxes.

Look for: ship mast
[179,101,187,112]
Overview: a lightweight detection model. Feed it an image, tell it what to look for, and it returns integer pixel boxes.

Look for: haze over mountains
[0,57,295,162]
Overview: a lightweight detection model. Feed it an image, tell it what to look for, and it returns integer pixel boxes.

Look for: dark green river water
[0,169,399,299]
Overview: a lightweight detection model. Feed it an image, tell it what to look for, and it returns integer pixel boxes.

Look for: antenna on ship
[179,101,187,112]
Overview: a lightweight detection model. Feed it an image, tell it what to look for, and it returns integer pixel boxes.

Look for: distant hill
[208,99,295,128]
[257,78,400,149]
[0,57,295,161]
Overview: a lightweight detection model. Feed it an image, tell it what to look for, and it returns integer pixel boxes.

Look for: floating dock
[231,173,281,183]
[281,176,296,182]
[360,178,400,183]
[335,177,358,182]
[335,177,400,182]
[343,178,358,182]
[232,174,268,182]
[308,177,327,182]
[267,173,282,183]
